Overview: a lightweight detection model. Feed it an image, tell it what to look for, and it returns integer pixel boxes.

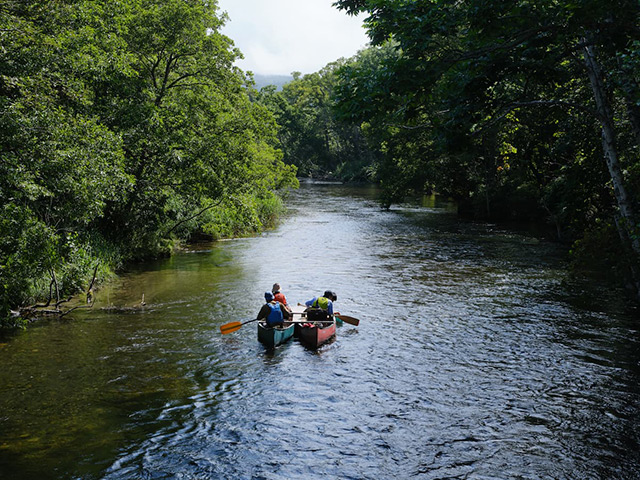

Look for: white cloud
[217,0,369,75]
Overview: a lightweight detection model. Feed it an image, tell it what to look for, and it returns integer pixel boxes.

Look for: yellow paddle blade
[220,321,242,335]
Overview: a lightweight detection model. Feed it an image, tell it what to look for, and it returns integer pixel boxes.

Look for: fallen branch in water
[20,264,98,318]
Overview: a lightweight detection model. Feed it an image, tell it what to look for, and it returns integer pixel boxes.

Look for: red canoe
[296,319,336,349]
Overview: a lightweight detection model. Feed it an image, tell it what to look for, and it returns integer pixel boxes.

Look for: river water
[1,182,639,479]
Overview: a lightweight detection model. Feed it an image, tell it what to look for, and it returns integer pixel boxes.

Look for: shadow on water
[1,182,639,479]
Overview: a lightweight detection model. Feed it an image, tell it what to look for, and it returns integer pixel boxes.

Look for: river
[1,182,639,479]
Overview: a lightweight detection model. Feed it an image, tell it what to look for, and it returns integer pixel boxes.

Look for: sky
[217,0,370,76]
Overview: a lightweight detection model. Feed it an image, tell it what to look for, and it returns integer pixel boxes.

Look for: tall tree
[257,61,376,180]
[334,0,640,296]
[0,0,297,324]
[1,0,133,318]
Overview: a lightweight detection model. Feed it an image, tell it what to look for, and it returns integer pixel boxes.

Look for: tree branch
[512,100,598,117]
[165,198,224,235]
[20,265,97,318]
[472,98,600,135]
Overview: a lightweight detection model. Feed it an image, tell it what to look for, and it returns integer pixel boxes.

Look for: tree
[0,0,297,326]
[256,60,376,180]
[334,0,640,296]
[1,0,133,322]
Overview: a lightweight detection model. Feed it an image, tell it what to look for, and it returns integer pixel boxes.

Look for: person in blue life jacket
[257,291,291,327]
[304,290,337,321]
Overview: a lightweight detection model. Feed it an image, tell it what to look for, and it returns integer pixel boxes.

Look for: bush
[570,222,628,281]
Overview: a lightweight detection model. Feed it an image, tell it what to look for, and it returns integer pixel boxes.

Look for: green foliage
[0,0,298,326]
[255,61,377,180]
[0,205,58,306]
[200,193,286,241]
[570,222,628,282]
[331,0,640,288]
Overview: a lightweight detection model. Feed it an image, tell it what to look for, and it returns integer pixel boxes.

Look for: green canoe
[257,321,295,349]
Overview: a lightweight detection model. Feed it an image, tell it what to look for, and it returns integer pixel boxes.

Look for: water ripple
[2,184,639,480]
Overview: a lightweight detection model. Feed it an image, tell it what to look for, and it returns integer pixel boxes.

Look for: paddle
[335,314,360,326]
[220,310,359,335]
[220,318,259,335]
[220,312,310,335]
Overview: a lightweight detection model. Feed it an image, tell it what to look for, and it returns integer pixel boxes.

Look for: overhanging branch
[473,98,599,135]
[164,197,224,235]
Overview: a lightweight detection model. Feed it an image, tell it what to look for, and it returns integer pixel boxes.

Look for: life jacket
[312,296,330,310]
[274,292,287,305]
[307,296,330,321]
[266,301,283,326]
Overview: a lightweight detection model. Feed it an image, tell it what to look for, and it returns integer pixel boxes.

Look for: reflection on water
[1,182,639,479]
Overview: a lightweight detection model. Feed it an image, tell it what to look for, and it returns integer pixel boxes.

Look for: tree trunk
[583,41,640,297]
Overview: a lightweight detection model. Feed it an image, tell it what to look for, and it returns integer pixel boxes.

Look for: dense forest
[2,0,640,327]
[257,0,640,300]
[255,65,378,181]
[0,0,297,327]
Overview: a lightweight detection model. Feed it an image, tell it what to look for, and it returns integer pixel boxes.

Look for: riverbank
[1,189,293,330]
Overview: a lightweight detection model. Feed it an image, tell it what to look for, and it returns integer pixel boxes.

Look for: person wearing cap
[304,290,337,321]
[257,291,291,327]
[272,283,292,313]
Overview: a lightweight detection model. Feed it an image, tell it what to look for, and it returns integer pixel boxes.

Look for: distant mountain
[252,74,293,91]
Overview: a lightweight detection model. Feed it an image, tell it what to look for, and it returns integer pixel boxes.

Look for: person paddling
[272,282,292,313]
[257,291,290,327]
[304,290,337,321]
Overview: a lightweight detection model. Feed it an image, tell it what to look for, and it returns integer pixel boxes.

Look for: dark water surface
[1,182,639,479]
